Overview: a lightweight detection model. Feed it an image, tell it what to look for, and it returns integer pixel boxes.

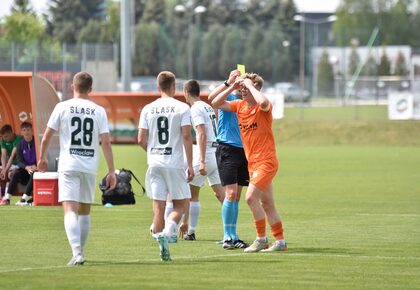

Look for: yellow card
[237,64,246,76]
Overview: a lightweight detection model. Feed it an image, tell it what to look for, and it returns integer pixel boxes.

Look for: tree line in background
[0,0,300,82]
[0,0,418,90]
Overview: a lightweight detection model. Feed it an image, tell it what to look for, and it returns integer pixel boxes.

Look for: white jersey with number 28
[47,97,109,174]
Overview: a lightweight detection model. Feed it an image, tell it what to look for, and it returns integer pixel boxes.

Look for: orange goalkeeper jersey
[229,100,277,163]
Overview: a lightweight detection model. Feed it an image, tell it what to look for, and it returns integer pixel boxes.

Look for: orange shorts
[248,158,278,192]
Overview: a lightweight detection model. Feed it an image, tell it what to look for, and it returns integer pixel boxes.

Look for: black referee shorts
[216,142,249,187]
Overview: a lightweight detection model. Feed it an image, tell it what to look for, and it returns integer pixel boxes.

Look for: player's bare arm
[195,124,207,176]
[100,133,117,191]
[137,128,148,151]
[212,77,242,111]
[211,78,242,111]
[38,127,56,172]
[208,69,241,102]
[243,78,270,112]
[182,125,194,182]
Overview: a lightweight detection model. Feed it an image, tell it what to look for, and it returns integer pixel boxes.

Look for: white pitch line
[356,213,420,217]
[0,265,69,274]
[1,252,419,274]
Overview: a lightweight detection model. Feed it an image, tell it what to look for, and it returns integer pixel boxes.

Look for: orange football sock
[254,218,266,238]
[270,222,285,241]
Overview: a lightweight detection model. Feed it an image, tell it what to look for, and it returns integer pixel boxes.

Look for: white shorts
[58,171,97,204]
[190,154,221,187]
[145,167,191,201]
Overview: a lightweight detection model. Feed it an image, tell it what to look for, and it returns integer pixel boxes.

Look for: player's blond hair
[157,71,176,92]
[245,73,264,90]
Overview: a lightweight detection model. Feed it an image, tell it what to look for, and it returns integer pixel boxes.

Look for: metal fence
[0,42,118,98]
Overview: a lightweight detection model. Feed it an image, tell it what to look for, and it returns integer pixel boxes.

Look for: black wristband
[223,80,230,87]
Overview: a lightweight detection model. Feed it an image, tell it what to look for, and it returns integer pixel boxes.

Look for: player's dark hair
[73,72,93,94]
[157,71,176,92]
[20,122,32,129]
[184,79,200,98]
[0,124,13,135]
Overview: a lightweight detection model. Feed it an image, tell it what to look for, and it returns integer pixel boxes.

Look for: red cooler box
[33,172,61,206]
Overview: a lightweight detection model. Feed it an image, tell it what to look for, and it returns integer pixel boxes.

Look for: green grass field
[1,106,420,289]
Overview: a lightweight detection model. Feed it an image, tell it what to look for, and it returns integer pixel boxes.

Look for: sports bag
[99,169,145,205]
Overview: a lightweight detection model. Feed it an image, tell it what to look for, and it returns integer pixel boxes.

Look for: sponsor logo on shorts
[151,147,173,155]
[69,148,95,157]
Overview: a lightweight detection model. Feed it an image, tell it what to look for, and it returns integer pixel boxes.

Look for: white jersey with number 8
[139,97,191,169]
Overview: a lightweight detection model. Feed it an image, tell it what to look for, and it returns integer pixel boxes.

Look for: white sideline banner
[388,93,413,120]
[413,95,420,120]
[266,93,284,119]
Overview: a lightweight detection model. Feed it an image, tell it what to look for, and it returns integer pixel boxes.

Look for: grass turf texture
[1,106,420,289]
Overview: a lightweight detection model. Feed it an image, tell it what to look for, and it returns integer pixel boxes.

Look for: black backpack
[99,169,145,205]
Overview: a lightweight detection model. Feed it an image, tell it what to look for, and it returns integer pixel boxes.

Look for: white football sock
[276,239,286,246]
[22,194,30,201]
[64,212,82,257]
[4,193,12,200]
[164,202,173,220]
[152,232,162,239]
[188,201,200,234]
[79,215,91,248]
[163,219,178,238]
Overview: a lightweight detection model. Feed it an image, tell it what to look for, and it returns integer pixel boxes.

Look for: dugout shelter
[0,72,60,171]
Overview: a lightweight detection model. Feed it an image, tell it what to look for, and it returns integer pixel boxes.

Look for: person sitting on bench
[0,124,21,198]
[0,122,37,206]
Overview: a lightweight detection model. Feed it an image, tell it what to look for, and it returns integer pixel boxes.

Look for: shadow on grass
[87,253,290,267]
[87,259,172,267]
[86,246,362,267]
[87,258,286,267]
[289,246,360,255]
[184,239,222,243]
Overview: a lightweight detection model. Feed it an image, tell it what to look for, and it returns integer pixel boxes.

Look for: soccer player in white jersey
[38,72,117,266]
[180,80,224,241]
[138,71,194,262]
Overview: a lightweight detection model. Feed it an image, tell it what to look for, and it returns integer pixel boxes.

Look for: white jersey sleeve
[181,106,192,127]
[47,102,63,131]
[191,106,205,127]
[190,101,217,144]
[139,104,150,130]
[98,107,110,135]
